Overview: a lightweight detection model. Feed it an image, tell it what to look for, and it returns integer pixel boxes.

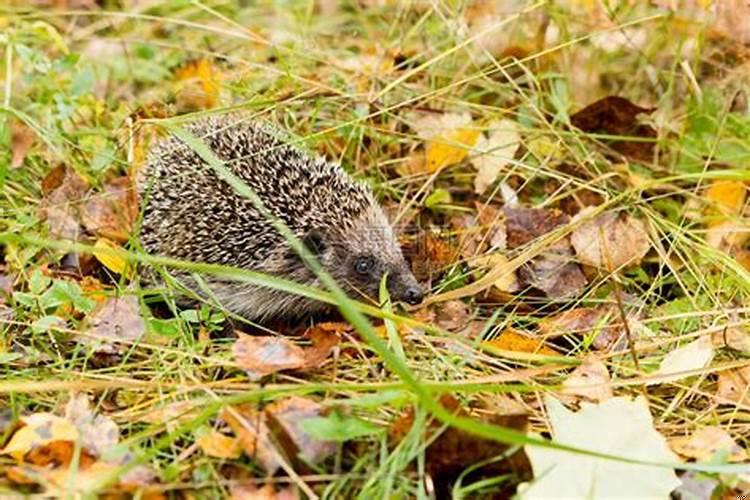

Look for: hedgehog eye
[354,256,374,275]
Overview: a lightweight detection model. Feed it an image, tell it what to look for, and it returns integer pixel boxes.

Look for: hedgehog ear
[302,229,326,256]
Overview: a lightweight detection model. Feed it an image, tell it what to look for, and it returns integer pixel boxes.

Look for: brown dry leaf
[11,120,35,169]
[538,306,622,351]
[81,176,138,243]
[483,329,559,355]
[409,233,458,281]
[570,96,656,163]
[716,366,750,406]
[64,393,119,457]
[230,483,298,500]
[174,58,220,112]
[40,164,89,240]
[233,327,341,380]
[571,211,650,270]
[560,355,613,403]
[712,326,750,354]
[300,321,345,367]
[84,295,146,354]
[504,207,570,249]
[432,300,472,333]
[222,404,281,473]
[197,430,242,459]
[222,397,335,473]
[714,0,750,45]
[0,414,78,460]
[233,335,307,380]
[670,426,747,462]
[501,206,588,298]
[391,395,530,493]
[264,396,336,468]
[518,243,588,299]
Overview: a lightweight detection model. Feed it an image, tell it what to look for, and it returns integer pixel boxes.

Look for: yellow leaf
[174,59,220,111]
[704,180,747,223]
[93,238,127,274]
[1,414,79,461]
[197,430,243,459]
[425,128,481,173]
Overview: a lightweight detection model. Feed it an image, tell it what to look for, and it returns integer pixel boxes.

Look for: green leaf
[301,410,382,442]
[28,269,50,295]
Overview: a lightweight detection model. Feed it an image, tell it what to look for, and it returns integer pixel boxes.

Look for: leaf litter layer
[0,1,749,498]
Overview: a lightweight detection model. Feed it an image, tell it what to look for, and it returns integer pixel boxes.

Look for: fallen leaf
[410,111,472,141]
[570,211,650,270]
[504,207,570,249]
[647,336,714,385]
[517,243,588,299]
[1,414,78,460]
[705,180,748,218]
[703,180,749,252]
[197,430,243,459]
[264,396,337,468]
[483,329,559,356]
[174,58,220,112]
[10,120,35,169]
[230,483,298,500]
[520,396,681,499]
[64,393,119,457]
[716,366,750,406]
[670,426,747,462]
[714,0,750,44]
[391,395,530,497]
[92,238,128,274]
[570,96,657,163]
[233,335,306,379]
[233,328,341,380]
[84,295,146,354]
[222,404,281,473]
[299,321,345,367]
[426,127,482,173]
[472,253,520,293]
[40,164,89,240]
[560,355,613,402]
[538,306,622,350]
[471,119,521,193]
[408,233,458,281]
[81,176,138,243]
[712,326,750,353]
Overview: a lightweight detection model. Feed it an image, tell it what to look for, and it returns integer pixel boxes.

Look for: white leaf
[520,396,681,500]
[471,120,520,194]
[408,112,472,141]
[647,336,714,385]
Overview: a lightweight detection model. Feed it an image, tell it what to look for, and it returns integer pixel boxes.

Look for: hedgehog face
[309,206,423,305]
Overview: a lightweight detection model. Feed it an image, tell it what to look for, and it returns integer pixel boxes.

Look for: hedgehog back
[138,117,374,270]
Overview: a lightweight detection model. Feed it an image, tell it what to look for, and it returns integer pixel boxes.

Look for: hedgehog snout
[388,271,424,305]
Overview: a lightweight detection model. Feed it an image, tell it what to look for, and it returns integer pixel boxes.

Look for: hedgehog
[137,115,423,321]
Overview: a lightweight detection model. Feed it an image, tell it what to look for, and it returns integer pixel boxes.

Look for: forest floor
[0,1,749,498]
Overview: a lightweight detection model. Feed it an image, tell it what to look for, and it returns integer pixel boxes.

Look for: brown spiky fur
[137,115,421,321]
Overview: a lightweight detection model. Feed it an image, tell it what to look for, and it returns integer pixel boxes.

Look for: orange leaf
[483,329,559,355]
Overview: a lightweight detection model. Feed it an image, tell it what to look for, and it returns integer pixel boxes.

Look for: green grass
[1,1,750,498]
